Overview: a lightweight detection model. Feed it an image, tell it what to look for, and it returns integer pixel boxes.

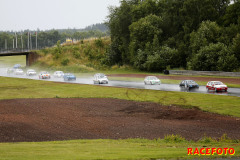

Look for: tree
[231,33,240,62]
[131,0,161,22]
[107,0,133,64]
[190,21,221,55]
[223,0,240,26]
[189,43,238,71]
[105,0,237,71]
[181,0,230,31]
[129,14,163,63]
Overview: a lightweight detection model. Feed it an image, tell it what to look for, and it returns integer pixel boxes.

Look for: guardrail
[0,48,31,54]
[169,70,240,77]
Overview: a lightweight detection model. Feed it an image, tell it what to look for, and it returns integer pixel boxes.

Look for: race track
[1,68,240,97]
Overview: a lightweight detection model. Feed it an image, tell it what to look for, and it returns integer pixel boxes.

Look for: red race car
[206,81,228,92]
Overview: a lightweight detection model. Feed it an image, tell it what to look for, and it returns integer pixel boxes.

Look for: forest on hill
[106,0,240,72]
[0,23,108,49]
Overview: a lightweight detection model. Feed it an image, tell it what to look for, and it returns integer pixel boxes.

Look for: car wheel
[215,88,217,92]
[98,81,100,84]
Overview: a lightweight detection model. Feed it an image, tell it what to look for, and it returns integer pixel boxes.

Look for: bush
[189,43,238,71]
[198,135,216,143]
[102,42,122,66]
[54,53,60,60]
[94,38,104,48]
[41,48,49,55]
[88,53,95,61]
[84,46,92,55]
[144,46,177,71]
[134,49,148,70]
[164,134,186,143]
[73,51,81,59]
[61,58,69,66]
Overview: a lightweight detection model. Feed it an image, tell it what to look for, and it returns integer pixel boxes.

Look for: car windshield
[28,70,35,72]
[187,80,196,84]
[13,64,21,68]
[214,82,223,85]
[42,72,48,74]
[66,73,74,76]
[16,69,23,71]
[149,76,158,80]
[95,73,105,76]
[99,75,105,78]
[56,71,63,74]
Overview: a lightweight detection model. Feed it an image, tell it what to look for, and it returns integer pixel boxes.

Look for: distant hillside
[35,37,111,72]
[0,23,109,50]
[0,23,108,34]
[57,23,108,34]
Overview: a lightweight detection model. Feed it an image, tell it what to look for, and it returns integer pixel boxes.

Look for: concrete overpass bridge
[0,49,40,66]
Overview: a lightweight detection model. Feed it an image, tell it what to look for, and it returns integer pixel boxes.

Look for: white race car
[144,76,161,85]
[14,69,24,75]
[26,69,37,76]
[53,71,64,78]
[39,71,51,79]
[93,73,108,84]
[7,68,15,74]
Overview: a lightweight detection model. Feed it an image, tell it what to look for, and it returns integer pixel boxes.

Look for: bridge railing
[0,47,45,54]
[0,48,30,53]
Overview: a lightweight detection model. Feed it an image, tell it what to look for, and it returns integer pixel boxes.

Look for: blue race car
[179,80,199,91]
[63,73,76,81]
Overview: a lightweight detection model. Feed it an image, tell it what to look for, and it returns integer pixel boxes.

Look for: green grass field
[0,55,26,67]
[0,138,239,160]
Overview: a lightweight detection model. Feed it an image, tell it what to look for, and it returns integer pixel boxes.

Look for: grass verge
[0,137,239,160]
[0,55,26,67]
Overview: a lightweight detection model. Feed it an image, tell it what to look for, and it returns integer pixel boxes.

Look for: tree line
[106,0,240,72]
[0,23,108,50]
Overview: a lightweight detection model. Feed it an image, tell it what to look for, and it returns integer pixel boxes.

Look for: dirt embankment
[108,74,240,85]
[0,98,239,142]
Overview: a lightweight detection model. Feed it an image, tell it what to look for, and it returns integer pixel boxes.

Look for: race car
[93,73,108,84]
[7,68,15,74]
[144,76,161,85]
[63,73,76,81]
[26,69,37,76]
[14,69,24,75]
[39,71,51,79]
[206,81,228,92]
[53,71,64,78]
[179,80,199,91]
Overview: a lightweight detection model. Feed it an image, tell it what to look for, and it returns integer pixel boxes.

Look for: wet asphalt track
[1,68,240,97]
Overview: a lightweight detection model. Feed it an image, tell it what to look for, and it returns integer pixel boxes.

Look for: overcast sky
[0,0,120,31]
